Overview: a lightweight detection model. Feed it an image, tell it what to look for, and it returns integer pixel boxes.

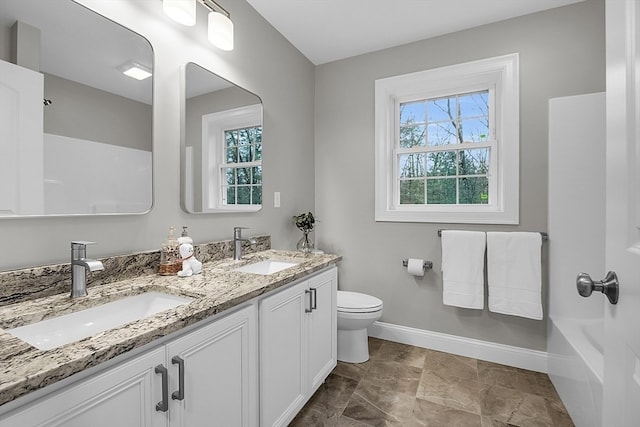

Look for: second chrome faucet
[233,227,257,260]
[71,241,104,298]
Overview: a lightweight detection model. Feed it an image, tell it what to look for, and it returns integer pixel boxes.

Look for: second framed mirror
[181,62,263,214]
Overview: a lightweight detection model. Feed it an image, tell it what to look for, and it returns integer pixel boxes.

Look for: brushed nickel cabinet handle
[171,356,185,401]
[155,364,169,412]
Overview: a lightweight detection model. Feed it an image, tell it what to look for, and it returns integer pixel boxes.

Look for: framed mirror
[181,62,263,214]
[0,0,153,216]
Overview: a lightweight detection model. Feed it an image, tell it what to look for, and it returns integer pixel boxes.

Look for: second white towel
[487,232,543,320]
[441,230,486,309]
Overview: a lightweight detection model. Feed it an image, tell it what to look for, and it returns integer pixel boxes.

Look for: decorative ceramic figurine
[177,242,202,277]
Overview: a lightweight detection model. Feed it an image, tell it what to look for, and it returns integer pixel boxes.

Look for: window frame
[201,104,262,213]
[375,54,519,224]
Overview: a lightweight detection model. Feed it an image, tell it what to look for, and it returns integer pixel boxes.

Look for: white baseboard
[368,321,548,373]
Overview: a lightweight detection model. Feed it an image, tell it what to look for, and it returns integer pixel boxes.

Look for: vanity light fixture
[163,0,234,51]
[162,0,197,26]
[119,62,153,80]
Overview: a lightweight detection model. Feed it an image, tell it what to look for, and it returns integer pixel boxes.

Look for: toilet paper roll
[407,258,425,277]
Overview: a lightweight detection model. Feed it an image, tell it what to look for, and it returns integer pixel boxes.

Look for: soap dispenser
[159,226,182,275]
[178,225,193,245]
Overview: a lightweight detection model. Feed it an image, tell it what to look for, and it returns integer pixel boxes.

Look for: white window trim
[201,103,262,213]
[374,53,519,224]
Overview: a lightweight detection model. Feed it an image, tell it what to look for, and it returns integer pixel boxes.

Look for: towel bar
[402,259,433,270]
[437,229,548,241]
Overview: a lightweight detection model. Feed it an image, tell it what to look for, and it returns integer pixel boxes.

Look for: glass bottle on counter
[159,226,182,275]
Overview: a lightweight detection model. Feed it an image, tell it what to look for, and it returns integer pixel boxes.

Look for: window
[398,91,492,205]
[375,54,519,224]
[222,125,262,206]
[201,104,262,212]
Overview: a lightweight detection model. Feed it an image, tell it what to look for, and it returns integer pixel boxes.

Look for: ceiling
[246,0,587,65]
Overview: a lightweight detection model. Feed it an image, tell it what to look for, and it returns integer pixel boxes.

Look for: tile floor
[290,337,574,427]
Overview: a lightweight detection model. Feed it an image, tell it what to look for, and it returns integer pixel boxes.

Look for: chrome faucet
[233,227,257,260]
[70,241,104,298]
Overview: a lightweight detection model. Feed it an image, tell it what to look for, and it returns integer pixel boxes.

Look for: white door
[0,60,44,215]
[603,1,640,425]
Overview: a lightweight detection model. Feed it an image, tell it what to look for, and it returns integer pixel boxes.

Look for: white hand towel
[441,230,486,309]
[487,232,543,320]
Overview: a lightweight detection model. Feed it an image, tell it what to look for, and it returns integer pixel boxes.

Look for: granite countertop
[0,249,341,407]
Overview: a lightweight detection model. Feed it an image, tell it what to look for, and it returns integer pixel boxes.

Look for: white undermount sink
[233,259,299,275]
[7,292,193,351]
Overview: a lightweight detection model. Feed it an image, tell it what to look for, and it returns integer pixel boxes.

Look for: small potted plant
[292,211,315,253]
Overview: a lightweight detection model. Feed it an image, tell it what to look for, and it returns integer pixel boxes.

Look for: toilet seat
[337,291,383,313]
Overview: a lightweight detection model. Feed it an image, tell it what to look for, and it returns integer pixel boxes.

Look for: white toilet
[337,290,383,363]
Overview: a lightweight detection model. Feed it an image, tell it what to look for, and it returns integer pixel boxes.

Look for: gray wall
[0,0,315,270]
[44,73,152,151]
[314,0,605,351]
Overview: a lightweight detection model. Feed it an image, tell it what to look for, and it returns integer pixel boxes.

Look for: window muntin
[221,125,262,206]
[396,90,493,206]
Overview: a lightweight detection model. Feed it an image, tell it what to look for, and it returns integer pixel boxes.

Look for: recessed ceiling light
[120,63,152,81]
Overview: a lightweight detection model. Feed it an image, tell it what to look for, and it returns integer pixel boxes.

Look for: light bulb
[208,11,234,51]
[163,0,196,26]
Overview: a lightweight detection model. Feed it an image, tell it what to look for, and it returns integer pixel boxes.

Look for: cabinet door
[259,280,309,427]
[307,267,337,393]
[1,347,167,427]
[166,304,257,427]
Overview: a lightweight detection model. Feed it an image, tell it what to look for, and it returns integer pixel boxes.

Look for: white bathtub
[548,93,606,427]
[548,317,603,427]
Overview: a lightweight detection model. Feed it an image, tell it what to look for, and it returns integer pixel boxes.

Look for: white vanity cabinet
[0,265,337,427]
[259,267,337,427]
[1,304,257,427]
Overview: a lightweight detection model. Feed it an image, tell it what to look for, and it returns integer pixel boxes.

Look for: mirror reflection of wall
[0,0,153,216]
[182,62,263,214]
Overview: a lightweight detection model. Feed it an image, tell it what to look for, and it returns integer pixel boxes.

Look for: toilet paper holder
[402,259,433,270]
